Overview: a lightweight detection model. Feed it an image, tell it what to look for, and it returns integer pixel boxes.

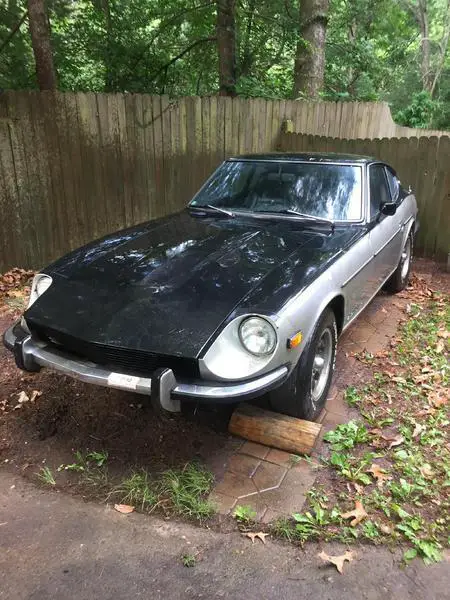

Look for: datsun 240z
[3,153,418,421]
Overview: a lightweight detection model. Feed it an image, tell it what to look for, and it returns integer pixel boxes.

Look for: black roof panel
[228,152,376,163]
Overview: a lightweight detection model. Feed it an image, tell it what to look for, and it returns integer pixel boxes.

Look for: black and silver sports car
[3,153,418,421]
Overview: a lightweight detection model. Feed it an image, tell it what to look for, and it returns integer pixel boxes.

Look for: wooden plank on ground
[228,402,321,455]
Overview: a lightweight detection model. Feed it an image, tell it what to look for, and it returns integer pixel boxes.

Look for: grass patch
[37,466,56,486]
[38,449,215,522]
[160,464,215,520]
[113,471,157,511]
[181,553,197,567]
[113,462,215,522]
[271,280,449,564]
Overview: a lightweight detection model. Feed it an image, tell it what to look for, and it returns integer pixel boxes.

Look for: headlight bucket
[239,316,277,356]
[27,273,53,308]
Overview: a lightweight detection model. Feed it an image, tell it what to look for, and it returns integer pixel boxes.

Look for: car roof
[228,152,377,164]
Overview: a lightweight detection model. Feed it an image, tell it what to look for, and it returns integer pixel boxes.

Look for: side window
[369,165,391,220]
[385,168,400,202]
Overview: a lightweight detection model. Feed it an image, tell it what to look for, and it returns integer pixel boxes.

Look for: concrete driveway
[1,471,449,600]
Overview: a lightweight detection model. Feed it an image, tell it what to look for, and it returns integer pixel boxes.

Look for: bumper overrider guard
[3,323,288,413]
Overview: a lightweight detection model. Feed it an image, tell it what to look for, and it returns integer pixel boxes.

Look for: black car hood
[25,211,363,358]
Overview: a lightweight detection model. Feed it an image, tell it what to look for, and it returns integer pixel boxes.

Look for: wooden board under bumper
[229,403,322,456]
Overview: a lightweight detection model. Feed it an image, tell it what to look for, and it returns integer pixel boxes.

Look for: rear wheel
[385,233,413,293]
[268,308,337,421]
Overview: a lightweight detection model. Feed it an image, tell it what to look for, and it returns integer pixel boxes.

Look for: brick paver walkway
[208,291,408,521]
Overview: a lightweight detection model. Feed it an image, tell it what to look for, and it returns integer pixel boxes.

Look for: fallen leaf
[435,340,445,354]
[245,532,268,544]
[17,391,29,404]
[353,482,364,494]
[412,423,425,438]
[114,504,134,514]
[30,390,42,403]
[367,464,392,487]
[341,500,368,526]
[419,464,434,479]
[392,376,407,385]
[380,524,393,535]
[318,550,355,574]
[429,394,447,409]
[437,328,449,339]
[381,434,404,449]
[413,373,434,384]
[370,425,383,433]
[415,407,436,417]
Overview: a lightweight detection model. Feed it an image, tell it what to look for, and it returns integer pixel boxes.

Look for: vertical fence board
[95,93,116,235]
[434,136,450,257]
[416,136,439,255]
[152,95,165,219]
[0,119,22,266]
[216,96,226,158]
[9,92,42,266]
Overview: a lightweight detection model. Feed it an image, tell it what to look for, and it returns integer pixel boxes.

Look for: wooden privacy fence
[0,91,292,270]
[0,91,449,271]
[279,131,450,258]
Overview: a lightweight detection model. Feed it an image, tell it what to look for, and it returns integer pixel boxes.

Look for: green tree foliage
[395,90,438,128]
[0,0,448,129]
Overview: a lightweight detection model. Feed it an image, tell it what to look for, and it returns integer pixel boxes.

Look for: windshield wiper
[280,209,335,230]
[282,209,334,225]
[189,204,235,217]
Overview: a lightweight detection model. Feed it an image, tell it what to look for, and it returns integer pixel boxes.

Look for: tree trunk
[101,0,114,91]
[27,0,57,90]
[240,0,256,77]
[430,0,450,96]
[217,0,237,96]
[417,0,432,92]
[293,0,330,99]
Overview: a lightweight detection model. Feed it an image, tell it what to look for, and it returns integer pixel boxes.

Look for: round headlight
[239,317,277,356]
[35,276,52,296]
[27,274,53,308]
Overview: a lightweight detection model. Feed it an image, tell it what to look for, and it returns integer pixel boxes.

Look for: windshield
[190,160,363,221]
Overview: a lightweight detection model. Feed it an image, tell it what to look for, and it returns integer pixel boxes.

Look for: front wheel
[268,308,337,421]
[385,233,413,294]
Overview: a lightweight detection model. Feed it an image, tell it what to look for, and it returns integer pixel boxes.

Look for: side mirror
[381,202,397,216]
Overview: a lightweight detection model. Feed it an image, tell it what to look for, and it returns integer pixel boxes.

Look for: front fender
[276,269,345,374]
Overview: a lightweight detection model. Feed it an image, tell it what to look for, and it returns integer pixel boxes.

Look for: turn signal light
[287,331,303,349]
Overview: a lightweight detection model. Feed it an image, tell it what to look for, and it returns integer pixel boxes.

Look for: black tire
[385,232,413,294]
[268,308,337,421]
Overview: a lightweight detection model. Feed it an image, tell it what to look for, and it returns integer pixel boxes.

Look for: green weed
[37,466,56,486]
[233,505,257,524]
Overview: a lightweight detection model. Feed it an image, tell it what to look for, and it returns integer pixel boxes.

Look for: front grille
[29,324,199,379]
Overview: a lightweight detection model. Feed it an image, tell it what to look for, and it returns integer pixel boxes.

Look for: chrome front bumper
[3,323,288,412]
